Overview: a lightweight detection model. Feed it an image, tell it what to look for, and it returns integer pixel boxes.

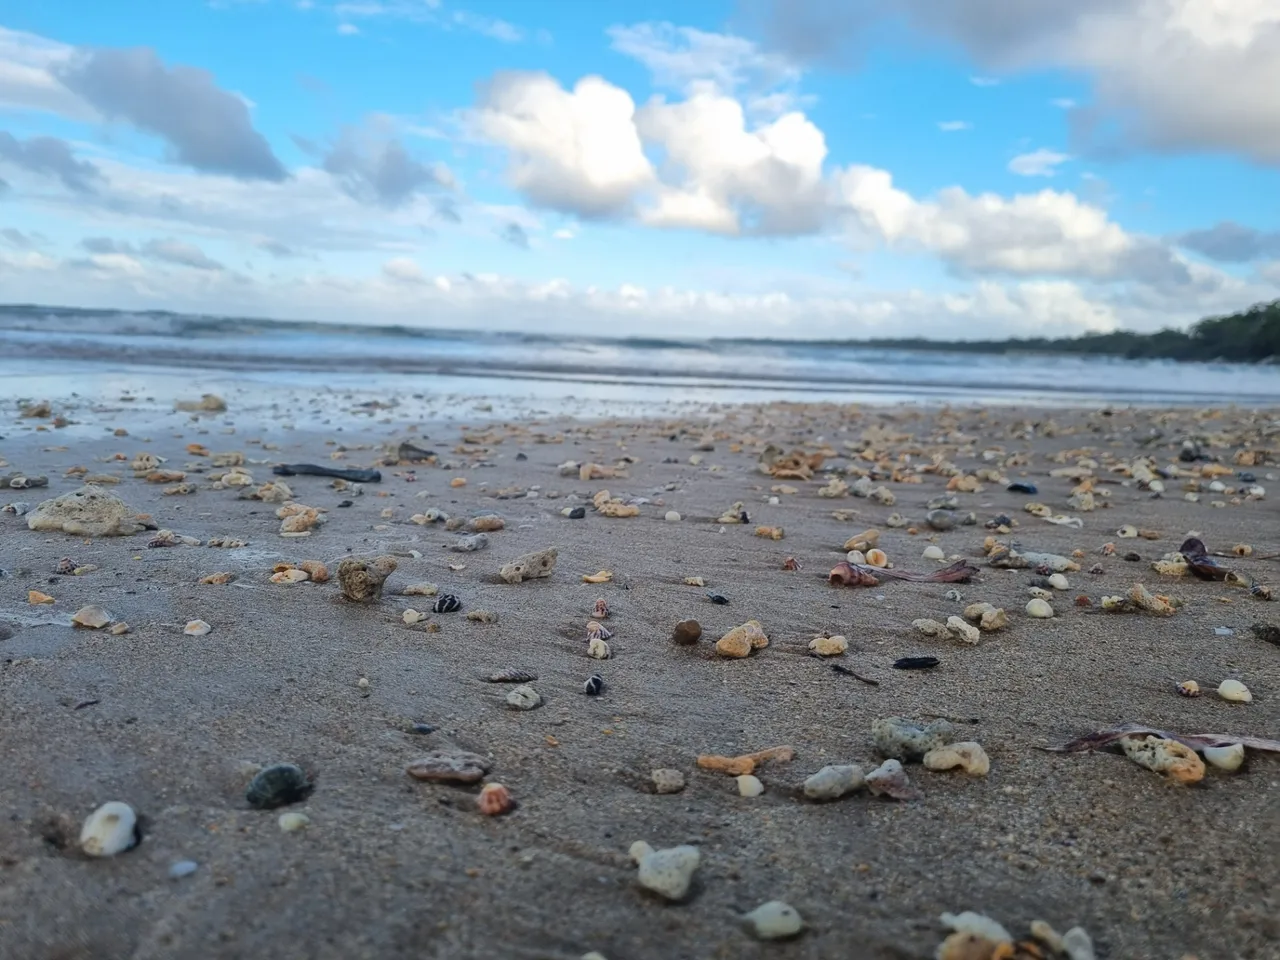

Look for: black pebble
[705,592,729,605]
[433,594,462,613]
[245,763,312,810]
[1007,482,1037,495]
[1122,552,1142,562]
[337,500,353,508]
[409,722,437,735]
[515,452,528,461]
[584,674,605,696]
[567,506,586,519]
[985,514,1012,529]
[893,656,940,670]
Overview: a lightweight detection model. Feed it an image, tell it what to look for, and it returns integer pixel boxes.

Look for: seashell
[337,555,397,602]
[922,545,945,561]
[55,557,77,575]
[1128,582,1175,616]
[865,548,888,567]
[582,569,612,584]
[108,622,130,635]
[683,576,706,587]
[754,525,785,540]
[28,590,54,605]
[71,605,111,629]
[1217,679,1252,703]
[846,550,866,564]
[476,782,515,816]
[278,812,310,833]
[705,592,729,605]
[1047,573,1069,590]
[1025,598,1054,618]
[402,582,439,596]
[781,556,801,570]
[1177,680,1201,697]
[3,501,32,515]
[671,619,702,645]
[271,568,310,584]
[1233,543,1253,557]
[872,717,955,761]
[583,674,605,696]
[1116,524,1138,538]
[183,620,212,636]
[925,510,955,532]
[505,684,542,710]
[199,572,234,585]
[592,597,610,619]
[499,547,558,583]
[715,620,768,658]
[450,477,467,488]
[736,774,764,797]
[298,560,328,583]
[484,669,537,683]
[923,741,990,776]
[562,506,586,519]
[865,758,919,800]
[1120,735,1204,784]
[1252,583,1273,601]
[130,453,163,472]
[246,763,312,809]
[651,768,686,794]
[80,801,138,857]
[885,513,907,528]
[145,470,186,484]
[466,610,498,623]
[468,514,505,533]
[1024,502,1052,518]
[1203,743,1245,772]
[162,483,197,496]
[664,510,682,522]
[807,634,848,656]
[432,595,462,614]
[843,529,879,552]
[586,637,611,659]
[802,764,865,801]
[633,843,701,901]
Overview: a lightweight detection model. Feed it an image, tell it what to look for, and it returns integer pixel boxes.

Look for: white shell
[664,511,681,522]
[80,801,138,857]
[921,545,945,561]
[743,900,804,940]
[1217,679,1252,703]
[802,764,864,801]
[183,619,212,636]
[1047,573,1069,590]
[278,812,311,832]
[736,774,764,797]
[1025,598,1055,618]
[1203,743,1245,771]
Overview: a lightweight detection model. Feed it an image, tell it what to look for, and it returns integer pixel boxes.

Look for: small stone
[913,618,948,637]
[872,717,955,761]
[807,634,848,656]
[108,622,130,635]
[271,568,310,584]
[1217,678,1252,702]
[1214,626,1234,637]
[651,769,686,794]
[802,764,865,801]
[27,485,142,537]
[449,534,489,553]
[945,616,980,644]
[246,763,312,809]
[736,774,764,797]
[183,619,212,636]
[403,582,439,596]
[743,901,804,940]
[715,620,767,658]
[664,511,681,522]
[1062,927,1097,960]
[499,547,558,583]
[922,545,945,560]
[923,741,990,776]
[1047,573,1069,590]
[671,619,702,645]
[406,750,491,783]
[1203,743,1246,771]
[506,685,542,710]
[1120,735,1204,783]
[278,812,310,832]
[1025,598,1054,618]
[979,608,1008,631]
[80,801,138,857]
[634,844,700,901]
[468,515,505,533]
[865,758,919,800]
[169,860,198,879]
[587,637,611,659]
[926,510,955,531]
[71,605,111,629]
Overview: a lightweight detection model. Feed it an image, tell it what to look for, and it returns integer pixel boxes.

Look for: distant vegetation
[847,299,1280,364]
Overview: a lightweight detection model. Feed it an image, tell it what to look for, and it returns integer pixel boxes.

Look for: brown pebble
[671,619,702,645]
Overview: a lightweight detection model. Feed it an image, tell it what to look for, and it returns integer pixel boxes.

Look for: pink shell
[476,782,514,816]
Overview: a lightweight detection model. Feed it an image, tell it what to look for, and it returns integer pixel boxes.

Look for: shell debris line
[3,398,1278,960]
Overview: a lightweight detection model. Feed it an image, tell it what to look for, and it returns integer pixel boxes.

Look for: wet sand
[1,400,1278,960]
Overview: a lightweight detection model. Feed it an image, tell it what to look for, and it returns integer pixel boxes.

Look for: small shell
[865,548,888,568]
[80,801,138,857]
[583,674,605,696]
[299,560,329,582]
[183,620,212,636]
[245,763,312,809]
[1177,680,1201,698]
[921,545,945,561]
[592,598,610,619]
[587,637,611,659]
[781,556,801,570]
[55,557,76,575]
[582,570,613,584]
[476,782,514,816]
[1025,598,1054,618]
[432,595,462,614]
[271,568,310,584]
[1233,543,1253,557]
[1217,679,1252,703]
[1116,525,1138,538]
[200,572,235,585]
[586,620,613,640]
[71,605,111,629]
[28,590,55,605]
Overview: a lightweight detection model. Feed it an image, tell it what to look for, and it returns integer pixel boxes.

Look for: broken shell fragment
[923,742,990,776]
[271,568,310,584]
[1177,680,1201,698]
[582,570,613,584]
[807,634,848,656]
[183,620,212,636]
[1120,735,1205,784]
[71,605,111,629]
[1203,743,1245,772]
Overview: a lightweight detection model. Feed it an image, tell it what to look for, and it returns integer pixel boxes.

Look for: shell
[183,620,212,636]
[592,598,610,619]
[923,741,991,776]
[781,556,801,570]
[865,548,888,567]
[1177,680,1201,698]
[200,572,235,585]
[583,674,605,696]
[582,570,613,584]
[55,557,76,575]
[1120,735,1204,783]
[245,763,313,809]
[299,560,329,583]
[71,605,111,629]
[406,750,491,783]
[432,594,462,614]
[79,801,138,857]
[587,637,611,659]
[476,782,514,816]
[1217,679,1252,703]
[705,592,730,605]
[484,670,538,683]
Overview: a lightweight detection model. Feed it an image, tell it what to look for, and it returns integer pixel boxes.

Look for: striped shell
[583,674,605,696]
[484,669,538,683]
[586,620,613,641]
[433,594,462,613]
[593,598,610,619]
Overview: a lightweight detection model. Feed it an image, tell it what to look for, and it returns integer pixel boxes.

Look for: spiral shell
[1177,680,1201,698]
[432,594,462,614]
[586,620,612,641]
[476,782,514,816]
[55,557,76,575]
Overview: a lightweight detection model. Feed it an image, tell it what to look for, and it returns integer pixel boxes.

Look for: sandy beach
[2,397,1278,960]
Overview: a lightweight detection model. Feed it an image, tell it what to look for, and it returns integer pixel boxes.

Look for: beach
[2,393,1279,960]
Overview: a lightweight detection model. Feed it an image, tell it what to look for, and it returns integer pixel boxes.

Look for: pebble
[183,619,212,636]
[449,534,489,552]
[506,685,543,710]
[865,758,919,800]
[278,812,310,832]
[1025,598,1054,618]
[1213,626,1234,636]
[807,634,848,656]
[406,750,491,783]
[1203,743,1246,771]
[71,605,111,629]
[337,555,398,602]
[913,618,948,637]
[499,547,558,583]
[715,620,768,658]
[671,619,702,645]
[736,774,764,797]
[651,768,686,794]
[80,801,138,857]
[872,717,955,761]
[1047,573,1069,590]
[922,545,945,560]
[632,842,700,901]
[26,485,142,537]
[923,741,990,776]
[803,764,865,801]
[403,582,439,596]
[1063,927,1097,960]
[1007,481,1037,495]
[1120,736,1204,783]
[743,901,804,940]
[169,860,199,879]
[587,637,611,659]
[945,616,980,644]
[246,764,312,809]
[1217,679,1252,702]
[925,510,956,531]
[664,510,681,522]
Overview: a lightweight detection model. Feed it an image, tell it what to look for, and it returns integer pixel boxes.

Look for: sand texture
[1,401,1279,959]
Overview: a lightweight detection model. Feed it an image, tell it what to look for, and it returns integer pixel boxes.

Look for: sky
[1,0,1279,341]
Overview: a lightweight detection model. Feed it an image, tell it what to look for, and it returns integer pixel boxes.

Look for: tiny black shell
[433,594,462,614]
[246,763,312,809]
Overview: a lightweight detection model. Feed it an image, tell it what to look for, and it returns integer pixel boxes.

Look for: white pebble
[743,900,804,940]
[1217,679,1252,703]
[506,685,542,710]
[634,844,700,901]
[183,619,211,636]
[1213,626,1234,636]
[664,511,681,522]
[1047,573,1069,590]
[1203,743,1245,771]
[945,615,981,645]
[846,550,866,564]
[80,801,138,857]
[169,860,198,879]
[1025,598,1054,618]
[1063,927,1097,960]
[921,545,945,561]
[278,812,310,832]
[736,774,764,797]
[802,764,864,801]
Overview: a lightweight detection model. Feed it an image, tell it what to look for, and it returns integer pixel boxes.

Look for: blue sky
[1,0,1278,339]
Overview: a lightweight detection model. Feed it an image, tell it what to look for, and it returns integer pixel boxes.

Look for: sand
[1,399,1278,960]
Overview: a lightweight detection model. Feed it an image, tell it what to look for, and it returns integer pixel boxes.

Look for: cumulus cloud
[1008,149,1071,177]
[322,121,454,207]
[54,46,287,180]
[1177,221,1280,263]
[748,0,1280,166]
[0,131,103,191]
[472,72,654,218]
[79,235,224,270]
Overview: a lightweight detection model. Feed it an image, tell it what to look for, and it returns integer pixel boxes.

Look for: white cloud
[937,120,972,132]
[552,228,575,240]
[608,22,798,95]
[337,23,360,34]
[1008,148,1071,177]
[470,72,654,218]
[969,76,1000,87]
[382,256,425,283]
[1051,97,1076,109]
[0,26,89,118]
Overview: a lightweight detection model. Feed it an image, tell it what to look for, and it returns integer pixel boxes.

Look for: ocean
[2,304,1279,421]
